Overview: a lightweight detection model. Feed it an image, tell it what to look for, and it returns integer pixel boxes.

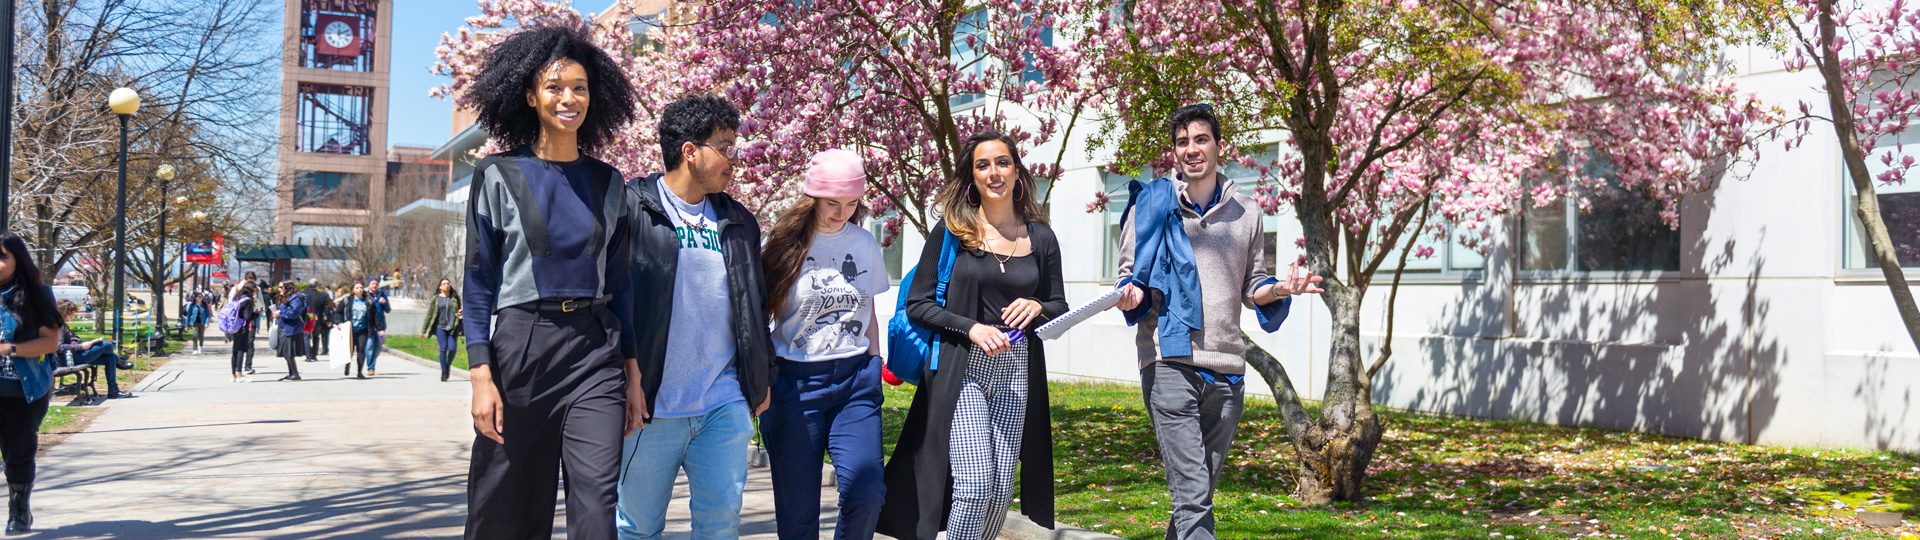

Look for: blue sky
[386,0,485,149]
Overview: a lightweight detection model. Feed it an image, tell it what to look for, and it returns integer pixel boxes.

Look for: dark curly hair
[658,94,740,172]
[464,23,636,154]
[1168,103,1221,143]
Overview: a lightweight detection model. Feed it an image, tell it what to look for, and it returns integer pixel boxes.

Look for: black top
[957,251,1039,329]
[883,220,1069,540]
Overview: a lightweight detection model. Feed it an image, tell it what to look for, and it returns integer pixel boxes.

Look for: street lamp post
[163,193,185,332]
[107,87,141,348]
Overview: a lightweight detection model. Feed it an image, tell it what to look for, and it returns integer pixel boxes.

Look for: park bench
[50,354,99,400]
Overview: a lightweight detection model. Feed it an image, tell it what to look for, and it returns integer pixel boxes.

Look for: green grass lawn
[39,406,81,433]
[385,335,466,371]
[874,381,1920,539]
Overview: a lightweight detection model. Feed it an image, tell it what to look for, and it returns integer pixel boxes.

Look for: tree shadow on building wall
[1375,186,1784,445]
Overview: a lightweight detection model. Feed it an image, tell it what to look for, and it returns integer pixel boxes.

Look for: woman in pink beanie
[758,148,890,540]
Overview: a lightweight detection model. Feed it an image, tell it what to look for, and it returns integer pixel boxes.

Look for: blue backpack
[885,229,959,386]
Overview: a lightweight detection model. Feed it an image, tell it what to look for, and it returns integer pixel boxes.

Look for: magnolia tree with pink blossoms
[1086,0,1776,503]
[669,0,1094,239]
[434,0,1094,238]
[1782,0,1920,354]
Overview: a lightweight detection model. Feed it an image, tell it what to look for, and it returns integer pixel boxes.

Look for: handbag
[884,229,958,386]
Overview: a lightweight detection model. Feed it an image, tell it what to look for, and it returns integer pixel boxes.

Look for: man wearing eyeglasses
[1111,104,1325,540]
[613,94,777,540]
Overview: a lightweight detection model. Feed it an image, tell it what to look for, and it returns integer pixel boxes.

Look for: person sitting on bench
[53,302,134,399]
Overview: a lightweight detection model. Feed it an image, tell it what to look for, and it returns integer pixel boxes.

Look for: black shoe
[356,373,366,380]
[286,375,302,381]
[246,369,256,375]
[116,359,135,370]
[7,483,31,535]
[105,391,136,399]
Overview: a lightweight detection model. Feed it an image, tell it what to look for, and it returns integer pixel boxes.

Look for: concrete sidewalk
[26,339,843,539]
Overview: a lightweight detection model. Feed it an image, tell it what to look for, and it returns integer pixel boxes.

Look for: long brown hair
[937,131,1047,251]
[762,196,870,317]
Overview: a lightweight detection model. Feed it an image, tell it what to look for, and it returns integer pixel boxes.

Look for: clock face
[323,20,354,49]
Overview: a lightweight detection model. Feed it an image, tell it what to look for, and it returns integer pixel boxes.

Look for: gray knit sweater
[1116,175,1285,375]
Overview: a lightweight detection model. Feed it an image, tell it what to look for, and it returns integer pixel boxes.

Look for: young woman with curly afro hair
[458,22,643,540]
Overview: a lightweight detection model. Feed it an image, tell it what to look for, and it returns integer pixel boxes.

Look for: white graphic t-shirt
[771,223,890,362]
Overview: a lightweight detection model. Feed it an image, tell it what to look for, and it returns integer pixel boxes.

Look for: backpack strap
[933,228,959,307]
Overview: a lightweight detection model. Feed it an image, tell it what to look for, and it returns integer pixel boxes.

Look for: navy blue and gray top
[462,147,636,367]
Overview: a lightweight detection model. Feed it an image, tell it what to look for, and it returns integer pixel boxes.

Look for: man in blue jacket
[1113,104,1324,540]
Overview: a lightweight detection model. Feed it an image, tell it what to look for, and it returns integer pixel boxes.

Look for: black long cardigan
[876,219,1070,540]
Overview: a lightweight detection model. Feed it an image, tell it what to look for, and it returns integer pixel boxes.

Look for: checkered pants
[947,338,1029,540]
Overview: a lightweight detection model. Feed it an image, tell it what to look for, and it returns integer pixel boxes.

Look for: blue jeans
[760,354,885,540]
[363,332,384,372]
[433,328,458,378]
[616,400,752,540]
[76,343,122,394]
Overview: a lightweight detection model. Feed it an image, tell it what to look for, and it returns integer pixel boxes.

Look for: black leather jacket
[621,173,776,416]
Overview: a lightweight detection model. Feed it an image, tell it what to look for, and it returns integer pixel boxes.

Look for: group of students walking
[214,274,398,382]
[458,24,1326,540]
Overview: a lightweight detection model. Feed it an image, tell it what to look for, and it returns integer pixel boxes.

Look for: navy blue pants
[434,328,458,379]
[760,354,886,540]
[76,343,123,394]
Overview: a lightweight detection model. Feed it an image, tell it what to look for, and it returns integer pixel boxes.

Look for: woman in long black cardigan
[877,131,1069,540]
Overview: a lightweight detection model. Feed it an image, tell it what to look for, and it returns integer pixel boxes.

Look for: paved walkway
[26,338,843,539]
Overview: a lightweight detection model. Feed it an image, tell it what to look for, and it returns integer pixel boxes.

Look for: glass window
[300,0,377,72]
[1102,172,1138,280]
[296,83,373,155]
[949,9,988,109]
[291,225,361,247]
[1521,152,1681,272]
[871,218,904,281]
[1019,15,1053,86]
[1842,71,1920,269]
[294,171,370,210]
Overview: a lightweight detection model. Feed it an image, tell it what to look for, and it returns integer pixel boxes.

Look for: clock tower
[272,0,393,278]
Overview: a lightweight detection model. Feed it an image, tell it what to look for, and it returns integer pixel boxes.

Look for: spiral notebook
[1035,287,1126,340]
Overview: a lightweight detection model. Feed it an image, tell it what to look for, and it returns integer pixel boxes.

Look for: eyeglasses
[693,141,741,161]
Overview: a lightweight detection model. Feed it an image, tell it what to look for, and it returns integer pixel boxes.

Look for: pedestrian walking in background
[362,276,391,376]
[340,283,379,380]
[182,289,212,354]
[225,282,258,383]
[422,278,462,382]
[272,281,307,381]
[303,278,333,362]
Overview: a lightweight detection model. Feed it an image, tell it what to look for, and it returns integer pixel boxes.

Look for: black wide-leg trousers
[465,304,625,540]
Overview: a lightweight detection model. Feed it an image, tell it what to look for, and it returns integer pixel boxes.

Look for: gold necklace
[984,230,1015,273]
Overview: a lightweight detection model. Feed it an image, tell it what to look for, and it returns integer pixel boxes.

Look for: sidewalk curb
[1002,513,1124,540]
[383,347,470,378]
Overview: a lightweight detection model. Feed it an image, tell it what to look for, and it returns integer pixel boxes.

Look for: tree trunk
[1297,288,1384,503]
[1815,0,1920,355]
[1241,271,1386,504]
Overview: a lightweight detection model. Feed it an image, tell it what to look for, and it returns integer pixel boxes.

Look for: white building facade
[863,33,1920,453]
